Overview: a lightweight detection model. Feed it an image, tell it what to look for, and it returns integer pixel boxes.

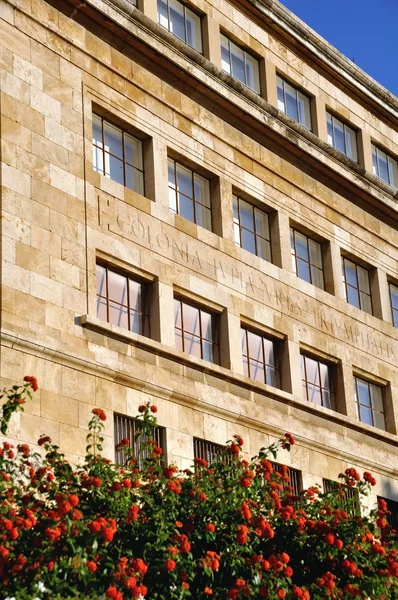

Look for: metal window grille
[193,437,229,465]
[114,413,165,467]
[323,478,360,516]
[271,461,302,496]
[96,263,150,337]
[378,496,398,532]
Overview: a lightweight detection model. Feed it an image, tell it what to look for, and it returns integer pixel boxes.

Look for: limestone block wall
[0,0,398,517]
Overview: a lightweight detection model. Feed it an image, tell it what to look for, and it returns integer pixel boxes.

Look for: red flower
[131,558,148,575]
[363,471,376,486]
[87,560,97,572]
[115,437,130,450]
[45,527,61,542]
[206,523,216,532]
[151,405,158,413]
[92,408,106,421]
[24,375,39,391]
[102,527,114,542]
[164,559,176,571]
[68,494,79,507]
[204,588,213,595]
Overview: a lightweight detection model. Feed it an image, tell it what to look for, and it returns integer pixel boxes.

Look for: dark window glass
[168,159,212,231]
[233,195,271,261]
[174,298,219,364]
[342,257,372,314]
[157,0,202,52]
[354,377,386,431]
[220,34,260,94]
[271,461,302,496]
[114,413,165,467]
[193,438,229,465]
[372,144,397,188]
[326,112,358,161]
[290,229,324,289]
[241,328,279,388]
[92,114,144,194]
[323,479,360,517]
[96,264,150,337]
[377,496,398,532]
[389,283,398,327]
[277,76,312,130]
[301,354,335,409]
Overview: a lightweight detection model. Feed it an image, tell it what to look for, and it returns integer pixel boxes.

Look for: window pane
[333,118,346,154]
[277,76,285,112]
[374,411,386,431]
[370,384,383,412]
[378,150,389,183]
[360,292,372,315]
[241,229,256,255]
[109,301,128,329]
[234,222,241,246]
[182,303,200,335]
[305,357,319,385]
[311,266,324,290]
[196,204,212,231]
[254,208,270,240]
[96,264,106,296]
[245,53,260,93]
[233,195,239,222]
[185,7,202,52]
[158,0,169,29]
[285,82,298,122]
[202,340,214,362]
[169,0,185,41]
[184,333,201,358]
[390,284,398,310]
[344,260,357,287]
[295,232,308,260]
[389,157,398,188]
[347,285,360,309]
[129,280,142,312]
[200,311,213,341]
[178,194,194,222]
[266,366,277,388]
[124,135,143,170]
[108,271,128,305]
[357,379,371,407]
[307,384,322,405]
[297,258,311,283]
[357,266,370,293]
[126,165,144,195]
[130,309,142,335]
[93,145,103,174]
[249,359,265,383]
[230,41,245,84]
[372,145,378,177]
[176,164,193,198]
[239,199,254,232]
[92,115,103,147]
[322,390,332,409]
[257,237,272,262]
[298,91,311,129]
[97,296,107,321]
[319,362,330,389]
[221,34,231,74]
[326,113,333,145]
[174,299,182,329]
[345,126,358,161]
[309,239,322,268]
[263,338,275,367]
[104,121,123,159]
[359,405,373,426]
[247,330,263,363]
[194,174,211,208]
[168,159,176,187]
[106,154,124,185]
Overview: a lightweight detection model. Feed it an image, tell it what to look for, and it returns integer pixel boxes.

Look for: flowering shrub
[0,378,397,600]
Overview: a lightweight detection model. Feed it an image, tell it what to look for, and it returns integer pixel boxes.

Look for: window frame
[168,158,212,231]
[389,282,398,327]
[301,353,335,410]
[341,256,372,314]
[353,376,386,431]
[276,75,312,130]
[157,0,203,53]
[326,111,358,162]
[174,297,220,364]
[233,194,272,262]
[92,113,145,194]
[372,143,397,188]
[290,228,325,289]
[220,33,261,94]
[241,326,280,389]
[96,262,150,337]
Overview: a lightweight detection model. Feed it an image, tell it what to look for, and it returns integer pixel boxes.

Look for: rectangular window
[193,438,228,464]
[372,144,397,188]
[326,112,358,162]
[389,283,398,327]
[157,0,202,52]
[241,327,280,388]
[114,413,165,467]
[168,159,212,231]
[271,462,302,496]
[301,354,335,409]
[323,479,360,516]
[377,496,398,532]
[354,377,386,431]
[96,263,150,337]
[92,114,144,194]
[342,257,372,314]
[233,195,271,261]
[174,298,219,364]
[290,229,324,289]
[221,34,260,94]
[277,75,312,130]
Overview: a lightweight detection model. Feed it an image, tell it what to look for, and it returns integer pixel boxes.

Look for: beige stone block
[0,45,13,72]
[1,92,17,120]
[1,210,31,244]
[31,39,60,78]
[0,1,14,24]
[16,242,49,276]
[49,209,78,242]
[167,429,194,461]
[179,405,204,437]
[17,195,50,229]
[49,163,76,196]
[203,16,221,67]
[30,272,63,305]
[45,117,78,152]
[31,133,69,170]
[19,412,60,446]
[16,102,45,136]
[43,71,73,107]
[2,116,32,151]
[2,164,30,196]
[0,18,31,60]
[95,377,127,414]
[15,290,45,323]
[61,365,95,402]
[30,87,62,121]
[58,423,87,456]
[2,138,17,167]
[31,224,61,257]
[13,55,43,90]
[62,285,86,312]
[41,390,79,427]
[0,345,24,381]
[61,238,85,266]
[2,285,16,315]
[16,148,49,182]
[203,413,228,445]
[139,0,157,20]
[49,256,80,288]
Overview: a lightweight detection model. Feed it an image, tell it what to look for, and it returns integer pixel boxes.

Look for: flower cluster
[0,379,397,600]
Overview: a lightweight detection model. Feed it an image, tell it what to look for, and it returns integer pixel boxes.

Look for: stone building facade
[1,0,398,518]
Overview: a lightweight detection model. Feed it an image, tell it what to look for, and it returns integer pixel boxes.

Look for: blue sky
[280,0,398,98]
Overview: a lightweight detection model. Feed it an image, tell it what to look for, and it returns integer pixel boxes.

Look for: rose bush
[0,378,397,600]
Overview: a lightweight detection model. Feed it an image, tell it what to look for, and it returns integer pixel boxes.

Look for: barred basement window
[271,461,302,496]
[342,257,372,315]
[323,478,360,516]
[168,159,212,231]
[241,327,280,388]
[377,496,398,532]
[233,195,272,262]
[174,298,219,364]
[114,413,165,467]
[221,34,260,94]
[158,0,202,52]
[193,438,226,465]
[96,263,150,337]
[92,114,144,194]
[290,229,324,289]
